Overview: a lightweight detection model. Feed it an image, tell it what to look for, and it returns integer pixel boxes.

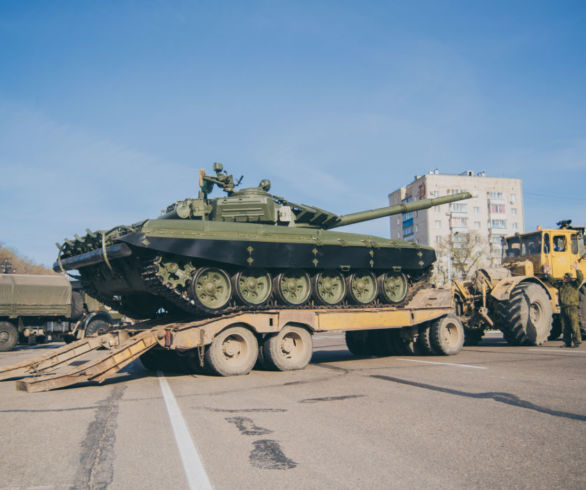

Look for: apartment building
[388,170,524,281]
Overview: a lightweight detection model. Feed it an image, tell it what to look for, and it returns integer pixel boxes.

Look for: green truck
[0,273,120,351]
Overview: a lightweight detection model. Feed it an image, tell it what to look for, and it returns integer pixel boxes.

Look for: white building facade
[388,170,524,282]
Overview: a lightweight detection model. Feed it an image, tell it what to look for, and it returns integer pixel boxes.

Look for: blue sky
[1,1,585,267]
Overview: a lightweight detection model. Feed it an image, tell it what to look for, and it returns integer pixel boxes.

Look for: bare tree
[434,231,490,283]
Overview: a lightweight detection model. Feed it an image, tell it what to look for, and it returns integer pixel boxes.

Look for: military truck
[0,273,121,351]
[454,220,586,345]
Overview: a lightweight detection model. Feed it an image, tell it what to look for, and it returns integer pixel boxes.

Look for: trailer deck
[0,287,457,392]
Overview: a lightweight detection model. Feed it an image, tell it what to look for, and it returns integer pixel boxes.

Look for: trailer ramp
[0,328,163,392]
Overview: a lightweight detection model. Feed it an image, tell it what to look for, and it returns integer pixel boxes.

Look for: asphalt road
[1,332,585,490]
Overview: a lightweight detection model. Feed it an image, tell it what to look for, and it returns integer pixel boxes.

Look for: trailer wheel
[205,326,258,376]
[497,282,552,346]
[262,326,313,371]
[345,331,371,356]
[430,314,465,355]
[417,324,434,355]
[85,319,111,337]
[0,321,18,352]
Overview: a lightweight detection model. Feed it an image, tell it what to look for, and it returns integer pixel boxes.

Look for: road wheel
[262,326,313,371]
[205,326,258,376]
[497,282,552,346]
[85,319,111,337]
[417,324,434,355]
[464,327,485,346]
[0,321,18,352]
[347,271,378,305]
[345,331,371,356]
[430,314,465,355]
[191,267,233,313]
[314,271,346,306]
[275,270,311,306]
[234,269,272,307]
[70,291,84,321]
[378,272,409,304]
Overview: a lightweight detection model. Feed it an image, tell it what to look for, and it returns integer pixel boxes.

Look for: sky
[1,0,585,267]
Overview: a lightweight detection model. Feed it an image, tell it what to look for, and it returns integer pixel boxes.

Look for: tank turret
[55,164,472,319]
[159,165,471,229]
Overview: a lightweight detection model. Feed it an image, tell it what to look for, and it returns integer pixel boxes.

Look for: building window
[512,222,518,230]
[490,203,505,213]
[474,221,481,229]
[435,220,442,229]
[511,208,517,215]
[450,203,468,213]
[491,219,506,229]
[488,191,504,200]
[474,207,480,214]
[452,217,468,227]
[436,236,442,244]
[511,193,517,203]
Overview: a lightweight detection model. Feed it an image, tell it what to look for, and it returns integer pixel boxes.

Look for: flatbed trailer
[0,287,463,393]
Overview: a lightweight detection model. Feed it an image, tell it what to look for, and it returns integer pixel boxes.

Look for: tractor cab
[502,222,585,281]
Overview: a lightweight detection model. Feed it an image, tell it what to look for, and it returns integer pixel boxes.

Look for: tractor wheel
[497,282,552,346]
[430,314,465,355]
[0,321,18,352]
[548,316,562,340]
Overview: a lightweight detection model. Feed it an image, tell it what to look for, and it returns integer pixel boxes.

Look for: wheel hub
[0,331,8,342]
[223,339,241,358]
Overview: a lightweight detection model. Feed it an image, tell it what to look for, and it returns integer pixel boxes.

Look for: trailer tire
[263,326,313,371]
[497,282,552,346]
[417,324,434,355]
[205,326,258,376]
[345,331,371,356]
[0,321,18,352]
[430,314,465,355]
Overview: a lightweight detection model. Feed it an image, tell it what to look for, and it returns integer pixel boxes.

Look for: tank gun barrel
[328,192,473,229]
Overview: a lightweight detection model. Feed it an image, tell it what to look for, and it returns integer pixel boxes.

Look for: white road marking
[529,348,586,355]
[158,372,213,490]
[397,358,488,370]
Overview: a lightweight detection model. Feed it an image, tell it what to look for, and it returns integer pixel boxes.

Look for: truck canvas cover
[0,274,71,318]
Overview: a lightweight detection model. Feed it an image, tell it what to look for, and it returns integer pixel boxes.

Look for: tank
[54,163,471,318]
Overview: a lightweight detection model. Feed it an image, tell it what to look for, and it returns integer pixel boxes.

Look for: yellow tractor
[454,220,586,345]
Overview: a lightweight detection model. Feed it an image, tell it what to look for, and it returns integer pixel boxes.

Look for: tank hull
[57,220,436,318]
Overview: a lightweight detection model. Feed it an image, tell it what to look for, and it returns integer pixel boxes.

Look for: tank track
[139,253,431,319]
[80,252,430,320]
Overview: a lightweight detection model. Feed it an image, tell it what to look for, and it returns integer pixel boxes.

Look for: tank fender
[490,276,552,302]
